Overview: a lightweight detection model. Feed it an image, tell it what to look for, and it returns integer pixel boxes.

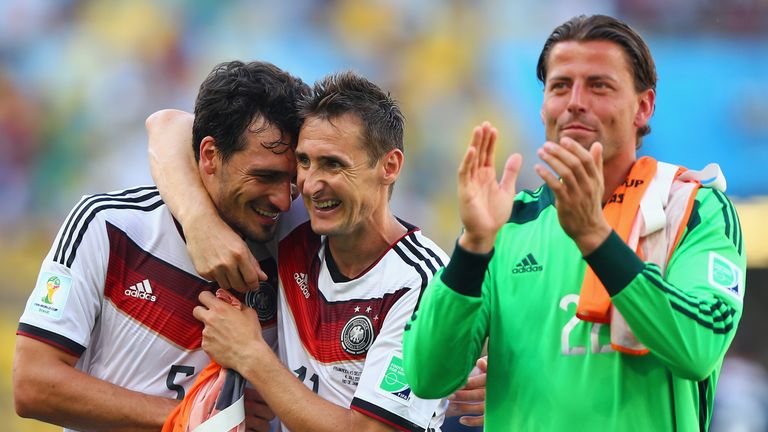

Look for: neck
[327,211,407,279]
[602,151,637,204]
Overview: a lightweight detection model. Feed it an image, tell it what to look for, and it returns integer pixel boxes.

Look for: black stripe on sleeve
[400,237,438,275]
[393,244,429,290]
[61,196,164,268]
[54,186,159,263]
[407,233,446,267]
[642,269,735,334]
[17,323,86,357]
[351,397,426,432]
[711,190,736,249]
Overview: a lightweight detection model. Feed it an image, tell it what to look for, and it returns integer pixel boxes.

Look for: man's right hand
[184,210,267,292]
[457,122,522,254]
[146,109,266,292]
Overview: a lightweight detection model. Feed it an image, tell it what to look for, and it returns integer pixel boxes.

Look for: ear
[199,136,219,175]
[634,88,655,130]
[380,148,404,186]
[540,106,545,125]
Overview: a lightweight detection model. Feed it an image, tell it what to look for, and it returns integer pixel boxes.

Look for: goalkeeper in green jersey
[403,14,745,432]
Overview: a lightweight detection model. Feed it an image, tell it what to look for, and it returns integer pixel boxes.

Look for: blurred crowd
[1,1,767,431]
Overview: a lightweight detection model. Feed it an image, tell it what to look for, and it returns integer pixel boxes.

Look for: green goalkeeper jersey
[403,185,745,432]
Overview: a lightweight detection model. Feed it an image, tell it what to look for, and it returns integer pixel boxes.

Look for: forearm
[146,109,217,226]
[403,244,489,399]
[238,344,391,432]
[14,342,177,431]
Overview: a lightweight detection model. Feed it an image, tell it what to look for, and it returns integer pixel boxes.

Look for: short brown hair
[536,15,657,141]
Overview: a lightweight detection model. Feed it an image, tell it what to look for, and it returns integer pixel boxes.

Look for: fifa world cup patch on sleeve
[376,354,413,406]
[28,272,73,319]
[708,252,743,300]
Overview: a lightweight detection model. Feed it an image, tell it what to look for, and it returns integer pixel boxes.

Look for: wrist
[458,231,496,254]
[237,340,277,382]
[573,224,612,256]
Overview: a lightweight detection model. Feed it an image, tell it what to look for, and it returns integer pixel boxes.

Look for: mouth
[313,199,341,211]
[561,123,595,133]
[251,205,280,220]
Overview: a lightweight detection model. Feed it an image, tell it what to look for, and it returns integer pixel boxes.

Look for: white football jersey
[17,186,278,432]
[275,214,449,432]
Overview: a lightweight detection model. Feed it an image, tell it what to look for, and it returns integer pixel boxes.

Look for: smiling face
[541,40,654,163]
[200,117,295,243]
[295,114,390,237]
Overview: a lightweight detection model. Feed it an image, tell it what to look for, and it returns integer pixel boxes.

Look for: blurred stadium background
[1,0,766,430]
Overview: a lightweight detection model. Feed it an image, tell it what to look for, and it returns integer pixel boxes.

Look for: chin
[244,225,277,243]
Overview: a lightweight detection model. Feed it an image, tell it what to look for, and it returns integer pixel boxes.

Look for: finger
[450,401,485,416]
[244,415,271,432]
[469,126,483,178]
[240,256,268,292]
[499,153,522,195]
[476,356,488,372]
[458,142,479,186]
[534,163,563,195]
[590,141,604,179]
[245,400,275,421]
[211,267,233,291]
[484,126,498,169]
[540,142,586,188]
[560,137,599,179]
[464,371,487,390]
[537,144,575,189]
[450,388,485,402]
[198,290,220,307]
[192,305,209,322]
[476,122,491,170]
[460,414,485,427]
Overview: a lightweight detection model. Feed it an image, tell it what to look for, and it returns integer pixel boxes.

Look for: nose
[299,164,324,199]
[269,180,292,212]
[567,82,587,114]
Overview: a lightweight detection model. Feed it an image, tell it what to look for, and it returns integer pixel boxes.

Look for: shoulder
[386,226,448,288]
[53,185,166,268]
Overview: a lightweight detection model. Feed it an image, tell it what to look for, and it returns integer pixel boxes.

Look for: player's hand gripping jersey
[275,206,449,432]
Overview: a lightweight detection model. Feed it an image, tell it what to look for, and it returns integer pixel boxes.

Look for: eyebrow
[548,74,619,83]
[246,168,292,178]
[296,151,350,167]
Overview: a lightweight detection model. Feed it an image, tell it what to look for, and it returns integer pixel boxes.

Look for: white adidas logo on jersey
[125,279,157,302]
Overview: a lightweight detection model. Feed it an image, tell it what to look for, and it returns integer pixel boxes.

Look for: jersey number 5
[166,364,195,399]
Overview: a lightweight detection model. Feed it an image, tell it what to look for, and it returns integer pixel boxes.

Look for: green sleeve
[402,242,491,399]
[587,188,745,380]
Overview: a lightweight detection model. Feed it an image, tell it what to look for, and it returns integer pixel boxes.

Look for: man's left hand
[193,291,264,370]
[447,356,487,427]
[535,137,612,255]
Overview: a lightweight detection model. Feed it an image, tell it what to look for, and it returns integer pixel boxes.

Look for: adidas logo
[124,279,157,302]
[294,272,310,299]
[511,253,543,274]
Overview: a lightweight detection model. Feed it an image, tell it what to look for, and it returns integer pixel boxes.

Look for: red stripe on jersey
[278,222,409,363]
[104,222,213,350]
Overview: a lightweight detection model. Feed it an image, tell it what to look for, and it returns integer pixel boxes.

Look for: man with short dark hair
[148,71,478,431]
[13,60,307,432]
[403,14,745,431]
